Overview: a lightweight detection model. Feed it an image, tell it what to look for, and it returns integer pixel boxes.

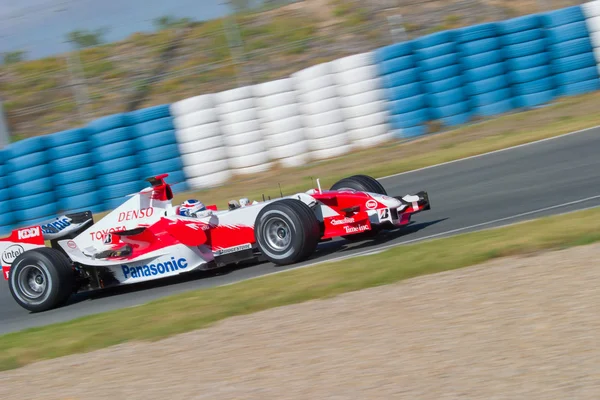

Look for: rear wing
[0,211,94,280]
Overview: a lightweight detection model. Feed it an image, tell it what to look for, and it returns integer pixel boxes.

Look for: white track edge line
[377,124,600,181]
[218,195,600,288]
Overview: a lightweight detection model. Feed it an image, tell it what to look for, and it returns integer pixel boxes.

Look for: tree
[3,50,26,65]
[228,0,251,13]
[66,28,109,49]
[153,15,193,31]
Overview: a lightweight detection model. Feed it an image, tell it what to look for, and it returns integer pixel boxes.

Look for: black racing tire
[254,199,320,265]
[330,174,387,195]
[8,248,74,312]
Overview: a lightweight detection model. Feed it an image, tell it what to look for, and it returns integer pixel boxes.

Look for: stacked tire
[499,14,556,108]
[130,104,188,195]
[171,94,232,190]
[584,0,600,74]
[292,62,351,160]
[254,78,308,168]
[544,5,600,96]
[88,114,142,210]
[375,41,428,138]
[414,31,471,127]
[216,87,272,175]
[457,23,514,118]
[47,127,103,214]
[332,52,392,149]
[0,149,15,235]
[5,137,58,227]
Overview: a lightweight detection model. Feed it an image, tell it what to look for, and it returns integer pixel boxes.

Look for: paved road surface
[2,127,600,334]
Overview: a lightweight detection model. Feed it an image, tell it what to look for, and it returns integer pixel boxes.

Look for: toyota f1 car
[1,173,430,312]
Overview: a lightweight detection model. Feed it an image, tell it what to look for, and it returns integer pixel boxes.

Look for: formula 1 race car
[1,173,430,312]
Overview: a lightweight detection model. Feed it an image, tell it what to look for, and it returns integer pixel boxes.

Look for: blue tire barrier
[59,192,102,212]
[506,53,550,70]
[53,167,96,186]
[497,14,542,35]
[470,88,512,107]
[102,181,145,201]
[546,21,590,45]
[430,101,470,120]
[507,65,551,84]
[463,63,505,82]
[440,112,471,127]
[389,94,427,115]
[95,155,139,176]
[541,6,585,29]
[56,180,98,198]
[458,37,500,57]
[554,66,599,86]
[389,109,430,130]
[8,165,48,186]
[514,89,556,108]
[393,125,428,139]
[465,75,507,96]
[13,193,49,210]
[418,53,459,72]
[132,117,175,138]
[87,113,130,133]
[0,209,15,228]
[413,31,453,49]
[419,64,461,82]
[5,136,46,159]
[12,178,54,197]
[423,76,462,94]
[455,22,498,42]
[461,50,503,70]
[128,104,171,125]
[382,69,419,88]
[557,79,600,96]
[6,151,48,172]
[503,38,547,59]
[551,52,596,74]
[15,203,57,221]
[500,28,543,46]
[550,37,593,59]
[92,141,136,164]
[374,42,413,63]
[138,144,181,164]
[46,142,90,160]
[386,82,423,101]
[90,127,133,148]
[512,77,554,96]
[97,170,142,187]
[50,154,93,175]
[426,88,467,108]
[45,128,89,148]
[379,55,415,76]
[473,99,515,117]
[414,42,455,61]
[141,159,184,177]
[0,188,10,202]
[135,130,178,151]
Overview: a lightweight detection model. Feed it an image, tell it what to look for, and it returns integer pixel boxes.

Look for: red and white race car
[1,173,430,312]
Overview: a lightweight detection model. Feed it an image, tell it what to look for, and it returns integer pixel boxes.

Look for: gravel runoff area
[1,243,599,399]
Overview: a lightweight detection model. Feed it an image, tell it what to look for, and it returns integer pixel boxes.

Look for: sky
[0,0,231,59]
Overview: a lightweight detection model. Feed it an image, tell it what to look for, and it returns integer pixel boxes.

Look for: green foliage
[153,15,194,31]
[3,51,26,65]
[66,28,109,49]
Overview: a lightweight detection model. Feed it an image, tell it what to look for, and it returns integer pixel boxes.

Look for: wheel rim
[264,217,291,251]
[17,265,47,300]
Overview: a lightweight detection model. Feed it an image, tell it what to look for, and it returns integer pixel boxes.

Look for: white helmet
[179,199,206,217]
[239,198,250,207]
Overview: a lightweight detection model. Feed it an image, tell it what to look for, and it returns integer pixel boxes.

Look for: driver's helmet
[178,199,206,217]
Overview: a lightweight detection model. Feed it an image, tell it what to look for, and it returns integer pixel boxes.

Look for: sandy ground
[1,243,599,400]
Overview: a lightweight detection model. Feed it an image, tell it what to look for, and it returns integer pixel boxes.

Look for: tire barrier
[4,137,58,228]
[216,87,272,175]
[254,78,308,169]
[415,31,471,127]
[499,14,557,109]
[171,94,232,190]
[130,104,188,194]
[292,62,352,160]
[332,52,392,148]
[375,41,428,138]
[546,5,600,96]
[458,23,514,118]
[3,2,600,234]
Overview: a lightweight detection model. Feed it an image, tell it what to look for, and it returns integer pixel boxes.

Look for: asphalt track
[2,127,600,334]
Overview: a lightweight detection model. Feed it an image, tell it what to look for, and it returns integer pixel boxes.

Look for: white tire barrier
[171,94,232,189]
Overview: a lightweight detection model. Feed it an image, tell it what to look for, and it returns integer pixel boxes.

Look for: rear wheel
[8,248,74,312]
[254,199,320,265]
[330,174,387,195]
[330,174,387,242]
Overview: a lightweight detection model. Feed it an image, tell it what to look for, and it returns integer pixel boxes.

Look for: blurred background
[0,0,589,142]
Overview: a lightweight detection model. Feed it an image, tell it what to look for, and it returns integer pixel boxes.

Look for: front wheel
[254,199,320,265]
[8,248,74,312]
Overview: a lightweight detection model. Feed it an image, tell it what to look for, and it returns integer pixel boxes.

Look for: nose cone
[369,192,402,208]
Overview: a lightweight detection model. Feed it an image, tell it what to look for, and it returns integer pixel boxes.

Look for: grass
[2,205,600,372]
